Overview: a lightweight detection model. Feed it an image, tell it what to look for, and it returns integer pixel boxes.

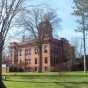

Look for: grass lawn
[3,72,88,88]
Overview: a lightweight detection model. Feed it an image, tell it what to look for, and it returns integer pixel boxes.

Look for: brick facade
[10,20,75,72]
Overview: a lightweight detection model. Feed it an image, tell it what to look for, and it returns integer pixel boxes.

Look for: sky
[24,0,88,54]
[7,0,78,42]
[6,0,87,54]
[22,0,82,45]
[27,0,77,41]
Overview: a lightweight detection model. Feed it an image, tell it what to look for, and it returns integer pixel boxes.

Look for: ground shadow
[0,81,6,88]
[5,79,88,84]
[55,82,88,88]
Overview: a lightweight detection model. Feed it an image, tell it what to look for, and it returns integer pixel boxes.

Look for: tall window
[29,59,31,64]
[44,45,48,53]
[35,48,38,54]
[25,59,31,64]
[35,58,37,64]
[54,57,59,64]
[19,49,22,56]
[25,48,31,55]
[35,67,37,71]
[25,49,28,55]
[25,59,28,64]
[45,57,48,64]
[45,66,48,71]
[29,48,31,55]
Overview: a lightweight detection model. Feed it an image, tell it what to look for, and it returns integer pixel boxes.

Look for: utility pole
[82,12,86,73]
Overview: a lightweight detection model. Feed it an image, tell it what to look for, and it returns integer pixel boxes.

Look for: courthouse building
[10,20,75,72]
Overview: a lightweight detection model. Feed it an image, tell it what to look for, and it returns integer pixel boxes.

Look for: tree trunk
[0,48,6,87]
[38,45,42,72]
[0,48,2,81]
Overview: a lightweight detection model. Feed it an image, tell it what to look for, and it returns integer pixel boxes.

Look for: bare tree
[73,0,88,72]
[18,7,60,72]
[0,0,24,80]
[72,37,81,57]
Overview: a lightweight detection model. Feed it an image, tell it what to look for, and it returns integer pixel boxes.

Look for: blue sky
[7,0,78,42]
[24,0,88,55]
[6,0,80,46]
[27,0,77,41]
[6,0,86,54]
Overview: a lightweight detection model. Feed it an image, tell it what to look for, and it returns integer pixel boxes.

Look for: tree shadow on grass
[0,81,6,88]
[55,82,88,88]
[4,79,88,84]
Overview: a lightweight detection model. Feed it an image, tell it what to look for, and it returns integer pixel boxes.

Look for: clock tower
[38,18,53,40]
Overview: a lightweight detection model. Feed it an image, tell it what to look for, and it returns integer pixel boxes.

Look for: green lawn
[3,72,88,88]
